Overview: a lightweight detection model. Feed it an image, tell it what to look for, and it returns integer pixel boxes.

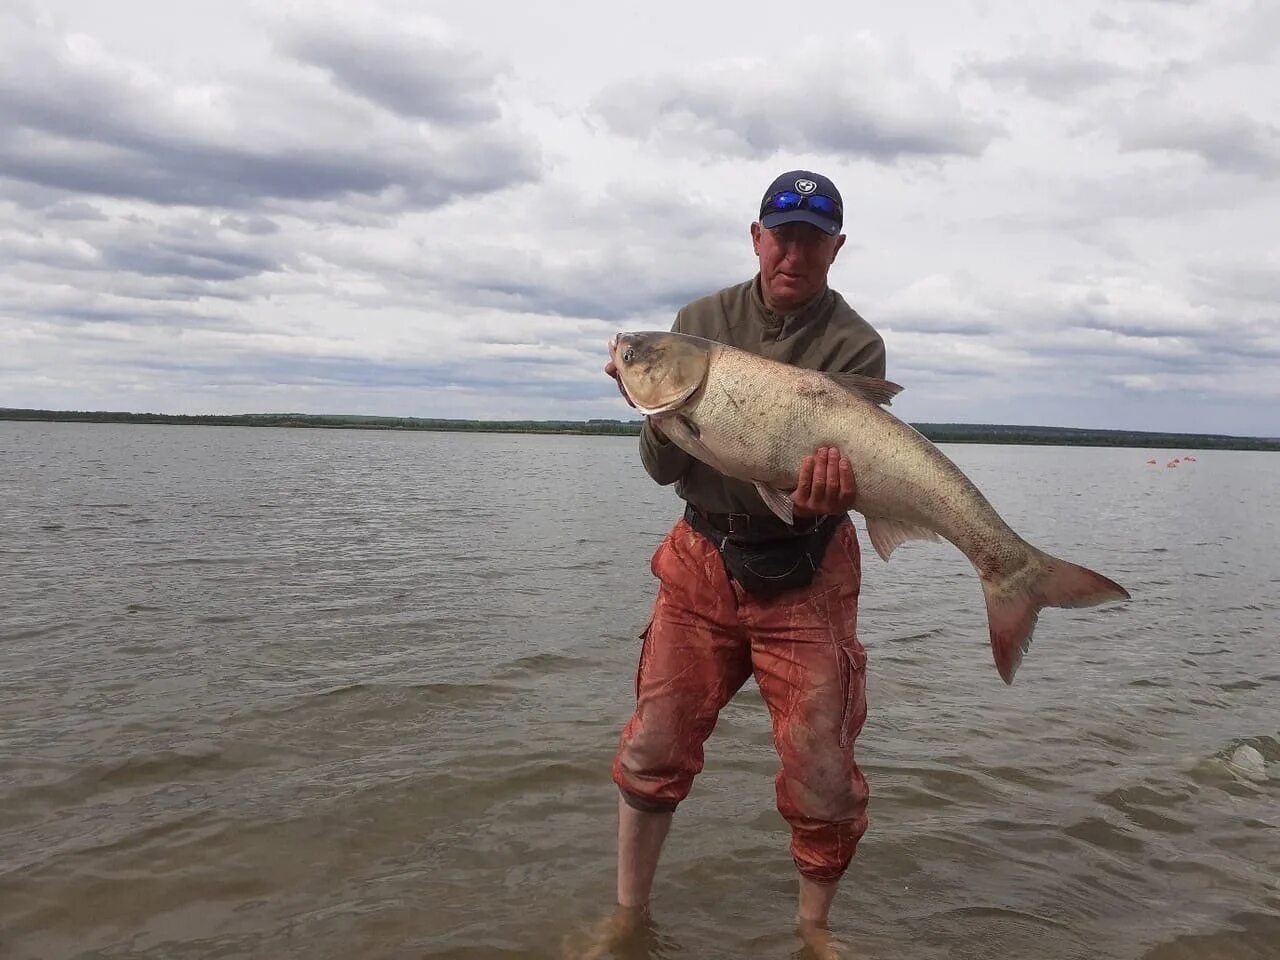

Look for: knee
[612,715,704,810]
[778,744,868,824]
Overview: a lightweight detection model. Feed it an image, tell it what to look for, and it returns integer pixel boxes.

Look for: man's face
[751,221,845,313]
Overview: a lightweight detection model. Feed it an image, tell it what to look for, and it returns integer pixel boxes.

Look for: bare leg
[618,796,673,908]
[798,874,839,925]
[562,798,673,959]
[797,875,847,959]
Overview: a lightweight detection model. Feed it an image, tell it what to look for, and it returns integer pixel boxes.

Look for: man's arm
[845,332,887,380]
[639,416,693,486]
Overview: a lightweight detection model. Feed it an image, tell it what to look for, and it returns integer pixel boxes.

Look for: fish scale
[695,346,1015,574]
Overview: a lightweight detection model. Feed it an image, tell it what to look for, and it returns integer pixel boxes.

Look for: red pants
[612,517,870,883]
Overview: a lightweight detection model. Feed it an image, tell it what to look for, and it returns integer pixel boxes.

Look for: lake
[1,422,1277,959]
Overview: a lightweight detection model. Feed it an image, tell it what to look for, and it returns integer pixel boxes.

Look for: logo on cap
[795,179,817,195]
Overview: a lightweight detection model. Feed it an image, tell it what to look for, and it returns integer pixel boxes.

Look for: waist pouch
[684,504,844,599]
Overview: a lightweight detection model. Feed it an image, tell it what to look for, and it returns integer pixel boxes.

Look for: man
[598,170,885,956]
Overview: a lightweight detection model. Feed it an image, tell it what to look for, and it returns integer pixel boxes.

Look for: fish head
[609,331,712,416]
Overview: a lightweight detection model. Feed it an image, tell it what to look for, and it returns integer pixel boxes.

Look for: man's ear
[831,234,846,262]
[750,221,762,255]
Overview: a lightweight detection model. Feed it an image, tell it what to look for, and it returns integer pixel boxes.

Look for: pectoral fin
[865,516,942,562]
[824,372,904,406]
[753,481,795,526]
[657,415,734,476]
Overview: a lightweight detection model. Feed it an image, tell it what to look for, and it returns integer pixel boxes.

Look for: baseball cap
[758,169,844,236]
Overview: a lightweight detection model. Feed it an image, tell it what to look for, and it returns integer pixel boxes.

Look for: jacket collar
[750,274,832,333]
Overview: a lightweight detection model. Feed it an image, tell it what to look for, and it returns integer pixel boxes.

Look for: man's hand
[604,358,636,409]
[792,446,857,517]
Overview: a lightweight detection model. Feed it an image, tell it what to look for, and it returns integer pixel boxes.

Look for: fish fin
[656,415,733,476]
[982,554,1131,685]
[1035,556,1131,610]
[823,372,904,406]
[753,482,795,526]
[982,589,1040,686]
[865,516,941,562]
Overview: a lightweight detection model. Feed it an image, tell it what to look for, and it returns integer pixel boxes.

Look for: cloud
[0,9,541,210]
[1051,162,1262,224]
[42,199,108,221]
[303,181,750,323]
[1189,255,1280,305]
[592,39,1001,163]
[1114,100,1280,177]
[1,209,294,293]
[1211,0,1280,65]
[872,275,1000,335]
[0,0,1275,434]
[276,15,505,125]
[876,271,1271,386]
[1064,277,1222,338]
[964,52,1132,99]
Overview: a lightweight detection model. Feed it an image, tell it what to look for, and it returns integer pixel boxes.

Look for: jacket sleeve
[638,312,695,486]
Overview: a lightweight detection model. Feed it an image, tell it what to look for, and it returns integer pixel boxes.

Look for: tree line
[2,408,1277,450]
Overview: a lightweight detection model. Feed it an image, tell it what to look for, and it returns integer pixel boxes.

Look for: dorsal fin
[823,372,904,406]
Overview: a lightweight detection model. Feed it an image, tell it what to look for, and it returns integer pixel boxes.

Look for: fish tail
[981,551,1130,685]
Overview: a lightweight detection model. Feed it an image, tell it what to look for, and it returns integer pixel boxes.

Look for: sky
[1,0,1277,435]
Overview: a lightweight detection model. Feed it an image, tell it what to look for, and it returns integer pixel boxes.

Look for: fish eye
[623,348,635,363]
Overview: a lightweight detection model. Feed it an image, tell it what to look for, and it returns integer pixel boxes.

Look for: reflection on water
[1,423,1277,959]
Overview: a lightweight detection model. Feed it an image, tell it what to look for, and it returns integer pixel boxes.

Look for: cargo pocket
[634,618,654,702]
[649,533,673,579]
[836,641,868,748]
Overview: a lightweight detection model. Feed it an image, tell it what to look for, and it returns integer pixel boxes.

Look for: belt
[683,502,829,544]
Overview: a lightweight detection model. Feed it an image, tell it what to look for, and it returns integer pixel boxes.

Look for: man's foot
[561,905,652,960]
[796,916,853,960]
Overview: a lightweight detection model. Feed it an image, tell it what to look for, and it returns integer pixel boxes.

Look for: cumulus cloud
[0,8,541,210]
[276,15,506,124]
[1,209,297,303]
[592,39,1001,163]
[296,181,750,323]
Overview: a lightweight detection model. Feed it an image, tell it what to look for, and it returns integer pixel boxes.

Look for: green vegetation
[2,407,1277,450]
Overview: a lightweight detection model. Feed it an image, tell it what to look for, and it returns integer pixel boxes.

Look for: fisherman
[597,169,887,956]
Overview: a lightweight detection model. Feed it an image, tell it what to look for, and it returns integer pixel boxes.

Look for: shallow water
[1,422,1277,959]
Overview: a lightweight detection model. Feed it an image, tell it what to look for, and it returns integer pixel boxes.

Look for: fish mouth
[608,332,641,408]
[633,395,693,417]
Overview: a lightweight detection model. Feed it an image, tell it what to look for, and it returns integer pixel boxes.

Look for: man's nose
[779,240,812,263]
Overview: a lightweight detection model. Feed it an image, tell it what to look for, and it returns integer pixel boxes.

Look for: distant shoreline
[5,408,1278,451]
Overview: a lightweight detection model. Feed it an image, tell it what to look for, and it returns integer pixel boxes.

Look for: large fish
[608,330,1130,684]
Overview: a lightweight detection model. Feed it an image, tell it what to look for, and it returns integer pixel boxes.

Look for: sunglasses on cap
[761,190,843,220]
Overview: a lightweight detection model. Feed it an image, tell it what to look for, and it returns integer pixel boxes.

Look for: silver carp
[609,330,1130,684]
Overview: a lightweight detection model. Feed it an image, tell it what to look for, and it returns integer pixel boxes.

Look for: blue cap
[758,169,844,236]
